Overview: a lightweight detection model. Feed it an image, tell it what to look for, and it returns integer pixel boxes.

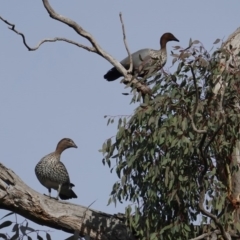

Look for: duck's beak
[173,36,179,42]
[72,143,78,148]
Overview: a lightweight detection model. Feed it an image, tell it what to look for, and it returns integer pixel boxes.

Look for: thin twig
[119,12,133,74]
[80,199,97,224]
[0,16,95,52]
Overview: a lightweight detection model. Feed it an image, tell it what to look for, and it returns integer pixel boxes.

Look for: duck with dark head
[35,138,78,200]
[104,32,179,81]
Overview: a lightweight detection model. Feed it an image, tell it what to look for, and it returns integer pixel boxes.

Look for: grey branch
[0,163,135,240]
[119,13,133,74]
[41,0,151,94]
[0,16,95,52]
[1,0,151,94]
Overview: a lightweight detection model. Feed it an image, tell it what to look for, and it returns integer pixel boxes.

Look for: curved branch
[1,1,151,94]
[0,163,134,240]
[0,16,95,52]
[41,0,151,94]
[188,113,207,133]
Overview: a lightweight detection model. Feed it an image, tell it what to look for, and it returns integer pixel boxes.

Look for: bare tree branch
[0,163,135,240]
[1,1,151,94]
[0,16,95,52]
[41,0,151,94]
[119,12,133,74]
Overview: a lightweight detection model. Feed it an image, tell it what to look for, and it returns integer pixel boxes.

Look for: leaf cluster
[0,212,52,240]
[101,39,240,239]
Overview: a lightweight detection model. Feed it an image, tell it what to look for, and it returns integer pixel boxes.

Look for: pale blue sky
[1,1,240,239]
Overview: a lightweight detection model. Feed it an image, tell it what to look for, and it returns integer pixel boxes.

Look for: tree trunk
[0,163,135,240]
[213,27,240,206]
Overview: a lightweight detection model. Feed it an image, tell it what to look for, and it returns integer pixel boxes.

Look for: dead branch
[41,0,151,94]
[0,16,96,52]
[0,163,134,240]
[0,1,151,94]
[119,13,133,74]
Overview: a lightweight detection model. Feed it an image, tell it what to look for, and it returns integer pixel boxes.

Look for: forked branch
[0,16,95,52]
[0,0,151,94]
[0,163,134,240]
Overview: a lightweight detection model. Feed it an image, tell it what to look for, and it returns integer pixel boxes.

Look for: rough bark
[0,163,134,240]
[213,27,240,206]
[222,28,240,204]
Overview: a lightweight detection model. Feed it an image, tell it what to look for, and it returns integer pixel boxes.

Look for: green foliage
[102,40,240,239]
[0,213,52,240]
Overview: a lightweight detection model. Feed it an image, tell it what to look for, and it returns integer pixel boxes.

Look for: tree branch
[204,123,225,153]
[198,190,230,240]
[0,16,95,52]
[188,113,207,133]
[119,13,133,74]
[0,163,134,240]
[41,0,151,94]
[1,1,151,94]
[187,65,208,134]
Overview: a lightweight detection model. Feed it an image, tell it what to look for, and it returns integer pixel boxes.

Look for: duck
[104,32,179,81]
[35,138,78,200]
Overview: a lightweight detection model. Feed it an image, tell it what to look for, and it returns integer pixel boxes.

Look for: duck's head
[160,32,179,48]
[55,138,78,154]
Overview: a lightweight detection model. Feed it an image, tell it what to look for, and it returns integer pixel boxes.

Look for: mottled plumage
[104,32,179,81]
[35,138,78,200]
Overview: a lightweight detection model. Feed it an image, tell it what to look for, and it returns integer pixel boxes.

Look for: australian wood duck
[104,32,179,81]
[35,138,78,200]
